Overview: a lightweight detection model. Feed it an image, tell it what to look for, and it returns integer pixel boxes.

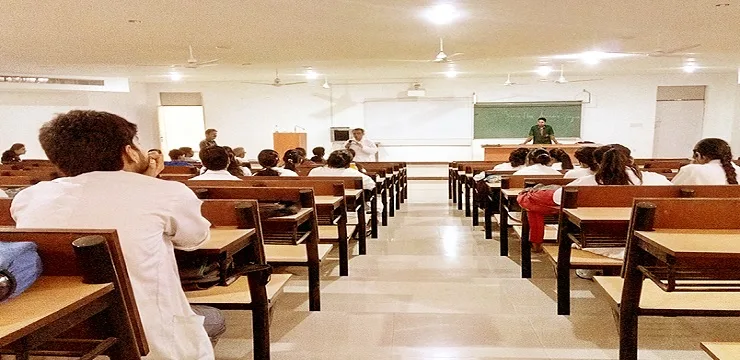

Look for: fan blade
[656,44,700,55]
[242,81,274,86]
[567,78,603,83]
[197,59,220,66]
[387,59,433,63]
[135,64,176,67]
[280,81,308,86]
[198,63,219,68]
[448,52,464,58]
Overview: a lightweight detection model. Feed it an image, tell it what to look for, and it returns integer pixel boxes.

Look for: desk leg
[464,181,471,217]
[395,179,401,209]
[388,182,395,218]
[451,174,457,203]
[246,270,271,360]
[337,207,349,277]
[472,186,480,226]
[499,196,509,256]
[370,194,379,238]
[484,195,493,239]
[458,179,464,210]
[619,247,644,360]
[357,202,367,254]
[556,217,573,315]
[520,210,532,279]
[381,187,388,226]
[306,235,321,311]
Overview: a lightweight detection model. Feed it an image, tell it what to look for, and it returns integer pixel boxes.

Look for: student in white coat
[548,148,575,171]
[473,148,529,181]
[309,150,376,191]
[190,146,242,181]
[345,128,378,162]
[563,146,598,179]
[11,110,220,359]
[512,148,562,176]
[253,149,299,177]
[672,138,739,185]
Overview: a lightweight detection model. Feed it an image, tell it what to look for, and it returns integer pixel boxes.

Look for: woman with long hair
[282,149,302,173]
[253,149,298,177]
[564,147,598,179]
[672,138,739,185]
[549,148,574,171]
[222,146,250,177]
[512,148,562,175]
[493,147,529,171]
[308,150,375,190]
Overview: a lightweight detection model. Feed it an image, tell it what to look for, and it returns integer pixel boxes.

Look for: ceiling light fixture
[169,71,182,81]
[305,68,319,80]
[536,65,553,77]
[550,51,634,64]
[322,78,331,89]
[683,61,698,73]
[423,3,460,25]
[445,68,458,78]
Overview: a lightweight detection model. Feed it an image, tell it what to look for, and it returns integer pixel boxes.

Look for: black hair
[509,148,530,167]
[352,128,365,133]
[148,148,162,154]
[282,149,301,172]
[199,146,230,171]
[295,147,308,158]
[694,138,738,184]
[537,117,547,122]
[574,147,598,171]
[39,110,138,177]
[254,149,281,176]
[205,129,217,135]
[179,147,194,157]
[595,148,634,185]
[310,147,326,164]
[549,148,574,170]
[347,148,356,159]
[10,143,25,152]
[221,146,244,177]
[327,150,353,169]
[527,148,551,166]
[168,149,184,161]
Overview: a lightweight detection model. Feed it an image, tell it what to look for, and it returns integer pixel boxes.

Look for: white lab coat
[190,169,242,181]
[551,162,563,171]
[513,164,562,176]
[11,171,214,360]
[563,167,595,179]
[308,166,376,190]
[345,137,378,162]
[671,159,740,185]
[0,189,7,198]
[492,162,523,171]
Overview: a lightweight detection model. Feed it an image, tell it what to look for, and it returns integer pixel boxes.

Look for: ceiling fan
[242,69,307,87]
[388,38,463,63]
[607,43,701,58]
[552,65,602,84]
[503,73,527,86]
[136,45,219,68]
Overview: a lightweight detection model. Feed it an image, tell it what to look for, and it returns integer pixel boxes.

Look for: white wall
[1,73,738,161]
[0,83,155,159]
[144,72,740,160]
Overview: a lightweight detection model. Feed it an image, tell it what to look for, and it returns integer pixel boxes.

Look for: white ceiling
[1,0,739,82]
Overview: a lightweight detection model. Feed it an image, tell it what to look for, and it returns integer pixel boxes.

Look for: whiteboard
[363,98,473,146]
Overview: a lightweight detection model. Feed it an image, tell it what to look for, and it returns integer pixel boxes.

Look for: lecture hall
[2,2,740,360]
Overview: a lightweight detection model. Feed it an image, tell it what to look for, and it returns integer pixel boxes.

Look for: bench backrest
[0,169,62,181]
[160,166,198,175]
[635,198,740,229]
[0,176,34,186]
[563,185,740,208]
[0,228,147,354]
[501,174,565,189]
[633,158,690,166]
[199,199,266,263]
[191,186,316,208]
[187,179,344,196]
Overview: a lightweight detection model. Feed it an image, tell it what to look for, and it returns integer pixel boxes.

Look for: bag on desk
[177,254,230,291]
[0,241,43,302]
[258,202,299,219]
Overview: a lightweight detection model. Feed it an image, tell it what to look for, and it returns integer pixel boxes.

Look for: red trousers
[517,189,559,244]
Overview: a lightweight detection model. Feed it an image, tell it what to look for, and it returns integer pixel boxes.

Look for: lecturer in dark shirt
[1,143,26,164]
[199,128,218,151]
[521,117,559,145]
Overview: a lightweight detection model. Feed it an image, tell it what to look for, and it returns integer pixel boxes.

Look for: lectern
[273,132,307,158]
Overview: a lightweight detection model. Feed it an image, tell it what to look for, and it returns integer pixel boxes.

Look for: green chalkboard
[473,102,582,139]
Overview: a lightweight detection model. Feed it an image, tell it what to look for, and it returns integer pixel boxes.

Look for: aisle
[215,181,739,360]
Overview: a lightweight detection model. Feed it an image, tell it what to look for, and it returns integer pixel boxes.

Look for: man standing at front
[345,128,378,162]
[522,117,559,145]
[199,128,218,151]
[11,110,222,359]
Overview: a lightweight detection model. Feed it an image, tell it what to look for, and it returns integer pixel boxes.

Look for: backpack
[0,241,43,302]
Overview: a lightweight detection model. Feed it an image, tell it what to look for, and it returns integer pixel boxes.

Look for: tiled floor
[215,181,739,359]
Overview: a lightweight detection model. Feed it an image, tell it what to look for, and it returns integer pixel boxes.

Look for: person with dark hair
[309,150,375,190]
[179,146,197,162]
[493,147,529,171]
[345,128,378,162]
[522,117,559,145]
[190,146,242,181]
[672,138,739,185]
[164,149,193,167]
[222,146,250,177]
[282,149,302,173]
[310,147,327,164]
[10,110,222,357]
[549,148,574,171]
[1,143,26,164]
[199,128,218,151]
[512,148,561,175]
[563,144,670,188]
[564,146,598,178]
[253,149,298,176]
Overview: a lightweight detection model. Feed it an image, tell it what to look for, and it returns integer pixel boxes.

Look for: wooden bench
[0,229,146,359]
[196,188,323,311]
[0,169,62,182]
[0,176,35,187]
[701,342,740,360]
[361,163,399,218]
[180,199,281,358]
[554,185,740,315]
[594,198,740,360]
[160,166,198,175]
[191,182,353,277]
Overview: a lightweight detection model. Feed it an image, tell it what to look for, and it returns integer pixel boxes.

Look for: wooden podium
[273,132,307,157]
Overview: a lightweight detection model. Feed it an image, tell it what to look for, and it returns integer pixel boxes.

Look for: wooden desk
[200,228,257,256]
[498,187,524,257]
[314,196,343,207]
[313,195,350,276]
[0,277,113,347]
[344,189,362,198]
[701,342,740,360]
[564,207,633,226]
[634,229,740,258]
[482,144,588,162]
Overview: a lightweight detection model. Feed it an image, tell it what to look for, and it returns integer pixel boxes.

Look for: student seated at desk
[310,146,327,164]
[564,146,598,179]
[253,149,299,177]
[295,147,316,166]
[672,138,739,185]
[512,148,562,176]
[166,148,195,167]
[494,147,529,171]
[308,150,376,191]
[549,148,574,171]
[222,146,251,176]
[179,146,199,163]
[11,110,223,359]
[1,143,25,164]
[190,146,242,181]
[562,144,671,188]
